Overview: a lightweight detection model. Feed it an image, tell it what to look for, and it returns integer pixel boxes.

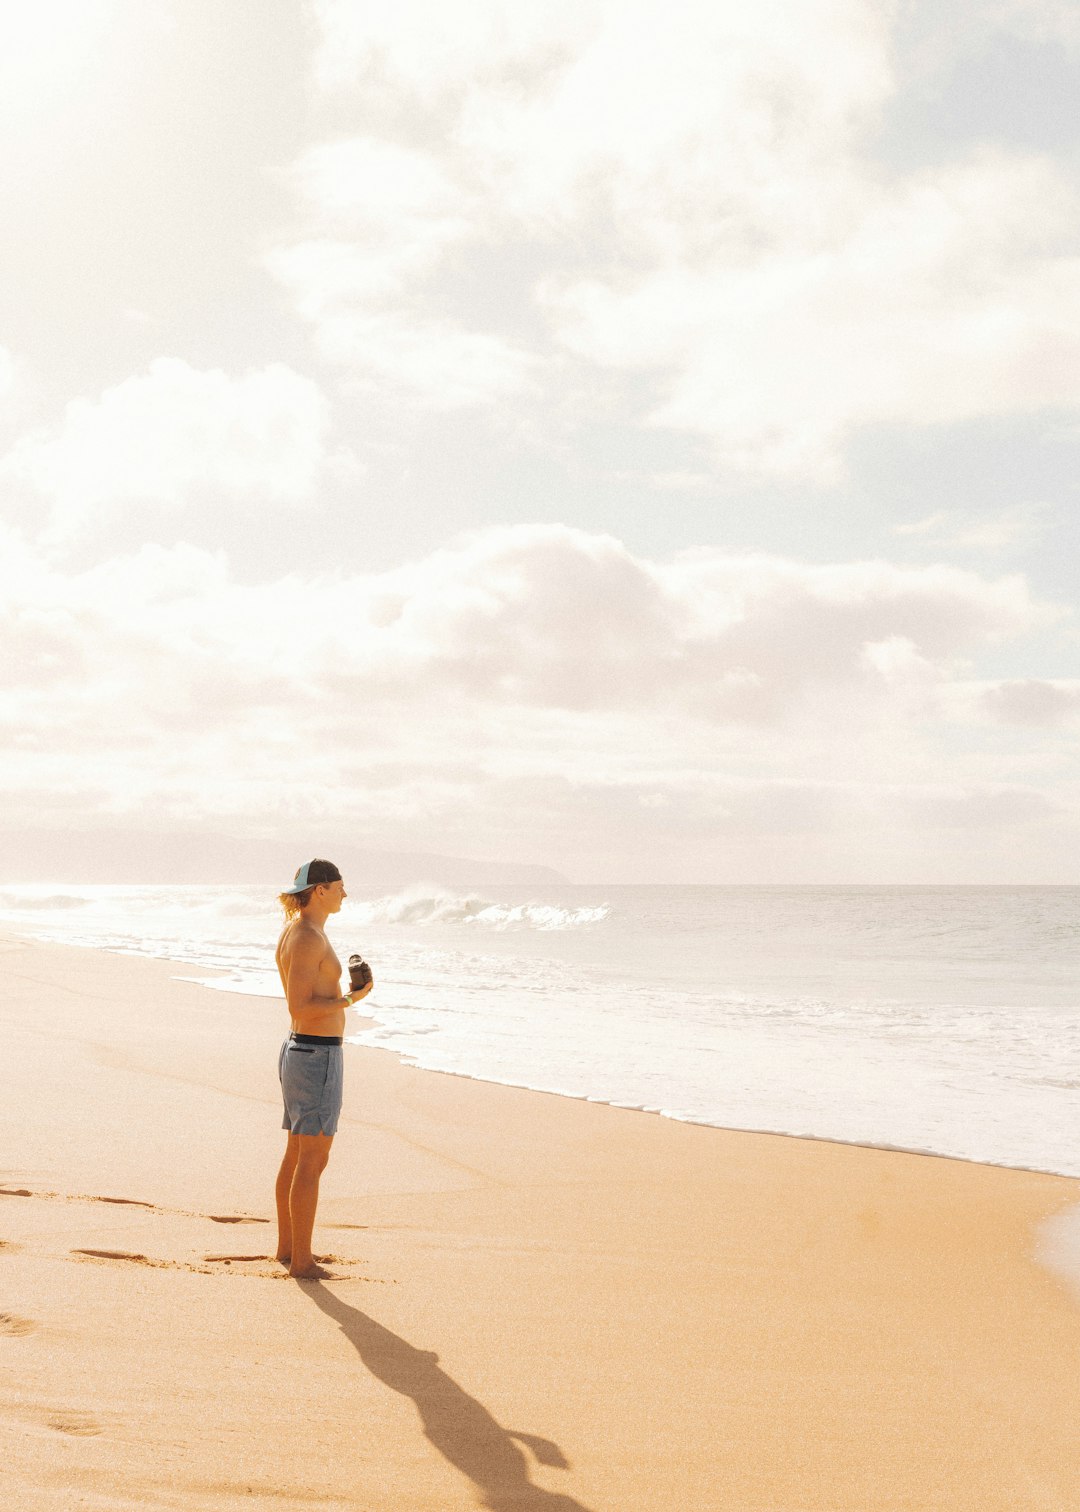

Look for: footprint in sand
[1,1190,273,1227]
[204,1252,360,1268]
[69,1245,371,1278]
[0,1313,36,1336]
[202,1254,381,1282]
[70,1249,212,1275]
[47,1410,102,1437]
[73,1248,153,1263]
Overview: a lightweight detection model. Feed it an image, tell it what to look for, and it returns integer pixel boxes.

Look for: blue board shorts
[279,1036,343,1137]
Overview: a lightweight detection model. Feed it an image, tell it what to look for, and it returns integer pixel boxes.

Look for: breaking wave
[346,885,610,930]
[0,891,87,911]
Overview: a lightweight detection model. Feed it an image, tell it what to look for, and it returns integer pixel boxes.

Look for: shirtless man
[275,858,373,1280]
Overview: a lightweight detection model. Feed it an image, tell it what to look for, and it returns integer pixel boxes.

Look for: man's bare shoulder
[278,918,328,964]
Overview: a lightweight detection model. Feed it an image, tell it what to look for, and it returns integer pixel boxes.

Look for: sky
[1,0,1078,884]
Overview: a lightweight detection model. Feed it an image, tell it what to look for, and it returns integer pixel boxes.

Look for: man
[275,858,372,1280]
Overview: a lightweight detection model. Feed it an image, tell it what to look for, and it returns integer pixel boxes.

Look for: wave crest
[346,886,609,931]
[0,891,87,911]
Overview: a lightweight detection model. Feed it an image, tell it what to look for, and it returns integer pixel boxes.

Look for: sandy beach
[2,931,1079,1512]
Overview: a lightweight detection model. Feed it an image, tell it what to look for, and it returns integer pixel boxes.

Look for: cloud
[0,359,331,529]
[266,137,539,408]
[284,1,1080,481]
[256,525,1036,726]
[0,519,1064,823]
[0,521,1047,718]
[452,0,890,247]
[273,298,540,408]
[1,518,1074,877]
[894,503,1053,553]
[543,152,1080,481]
[988,0,1080,46]
[280,1,898,428]
[308,0,594,97]
[267,138,474,309]
[980,678,1080,726]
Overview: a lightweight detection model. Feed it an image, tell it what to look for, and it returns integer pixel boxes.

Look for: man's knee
[296,1135,332,1174]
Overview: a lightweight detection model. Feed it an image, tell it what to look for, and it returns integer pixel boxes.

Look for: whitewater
[2,881,1077,1178]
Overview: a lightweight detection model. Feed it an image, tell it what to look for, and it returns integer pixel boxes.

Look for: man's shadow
[306,1284,600,1512]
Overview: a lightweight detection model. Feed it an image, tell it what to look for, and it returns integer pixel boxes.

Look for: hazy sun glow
[0,0,117,114]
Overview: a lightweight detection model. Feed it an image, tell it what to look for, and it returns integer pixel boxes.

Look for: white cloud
[267,137,539,408]
[1,359,331,528]
[1,518,1074,876]
[294,137,469,228]
[281,0,898,427]
[980,678,1080,727]
[860,635,936,680]
[309,0,594,97]
[0,521,1048,719]
[894,503,1053,553]
[292,303,539,408]
[989,0,1080,46]
[269,138,474,307]
[545,152,1080,480]
[453,0,890,249]
[288,0,1080,480]
[0,518,1064,802]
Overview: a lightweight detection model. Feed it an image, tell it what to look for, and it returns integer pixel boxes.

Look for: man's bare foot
[277,1252,333,1267]
[288,1261,335,1280]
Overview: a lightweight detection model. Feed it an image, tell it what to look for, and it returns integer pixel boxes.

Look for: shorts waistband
[289,1033,343,1046]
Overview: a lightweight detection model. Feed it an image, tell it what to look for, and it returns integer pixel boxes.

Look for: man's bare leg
[275,1132,300,1264]
[287,1132,334,1279]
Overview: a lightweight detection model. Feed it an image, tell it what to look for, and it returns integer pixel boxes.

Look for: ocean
[3,882,1077,1178]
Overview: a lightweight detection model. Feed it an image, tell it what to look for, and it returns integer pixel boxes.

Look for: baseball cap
[281,858,342,895]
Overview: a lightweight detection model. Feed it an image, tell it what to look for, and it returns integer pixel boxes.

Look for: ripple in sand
[47,1411,102,1437]
[0,1313,36,1336]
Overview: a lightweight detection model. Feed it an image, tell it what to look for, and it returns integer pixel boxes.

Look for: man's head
[278,858,346,917]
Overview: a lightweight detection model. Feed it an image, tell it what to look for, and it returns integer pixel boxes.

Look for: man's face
[319,879,346,912]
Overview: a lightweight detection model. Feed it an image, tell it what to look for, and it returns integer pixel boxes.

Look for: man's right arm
[283,929,348,1022]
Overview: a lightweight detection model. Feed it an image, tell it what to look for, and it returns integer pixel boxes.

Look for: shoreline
[350,1051,1080,1182]
[4,933,1080,1510]
[8,924,1080,1183]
